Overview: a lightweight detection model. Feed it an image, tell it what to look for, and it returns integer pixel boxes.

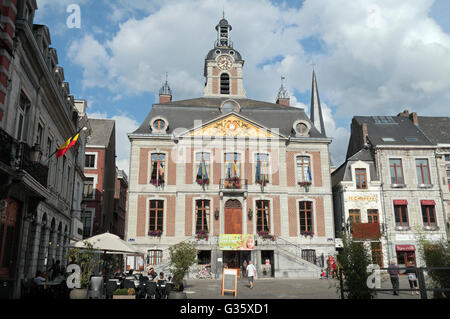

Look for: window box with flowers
[195,230,209,241]
[225,177,241,189]
[300,231,314,238]
[148,230,163,237]
[257,231,276,241]
[298,181,312,187]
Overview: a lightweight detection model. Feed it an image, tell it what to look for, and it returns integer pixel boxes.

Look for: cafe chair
[123,279,136,290]
[106,280,118,299]
[164,283,172,299]
[87,276,104,299]
[145,281,156,299]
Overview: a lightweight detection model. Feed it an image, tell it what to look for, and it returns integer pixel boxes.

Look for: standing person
[388,259,400,296]
[242,260,248,278]
[404,261,419,295]
[246,260,257,289]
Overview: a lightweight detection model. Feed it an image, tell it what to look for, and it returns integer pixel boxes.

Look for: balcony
[219,178,248,197]
[0,128,14,167]
[13,141,49,188]
[352,222,381,240]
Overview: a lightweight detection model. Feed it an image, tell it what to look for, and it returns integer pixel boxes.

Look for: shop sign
[219,234,255,250]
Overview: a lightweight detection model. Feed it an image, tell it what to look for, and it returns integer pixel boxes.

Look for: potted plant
[300,230,314,238]
[257,231,276,241]
[168,242,198,299]
[195,230,209,241]
[148,229,163,237]
[113,288,136,299]
[66,241,100,299]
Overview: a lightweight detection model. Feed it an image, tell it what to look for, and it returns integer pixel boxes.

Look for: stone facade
[0,1,87,298]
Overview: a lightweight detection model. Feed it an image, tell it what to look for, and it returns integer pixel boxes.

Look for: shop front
[395,245,416,267]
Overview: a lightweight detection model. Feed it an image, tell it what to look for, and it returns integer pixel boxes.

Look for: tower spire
[276,75,290,106]
[310,68,326,135]
[159,72,172,104]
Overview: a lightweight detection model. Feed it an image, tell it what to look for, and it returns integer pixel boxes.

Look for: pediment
[187,114,278,138]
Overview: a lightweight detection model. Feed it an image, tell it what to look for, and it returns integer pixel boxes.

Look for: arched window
[220,73,230,94]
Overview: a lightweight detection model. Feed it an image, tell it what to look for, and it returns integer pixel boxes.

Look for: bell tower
[203,17,246,98]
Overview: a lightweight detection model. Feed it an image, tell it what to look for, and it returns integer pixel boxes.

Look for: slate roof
[353,116,434,147]
[132,97,327,139]
[88,119,115,146]
[417,116,450,144]
[331,148,379,187]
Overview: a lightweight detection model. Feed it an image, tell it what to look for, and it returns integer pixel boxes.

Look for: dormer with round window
[150,117,168,134]
[220,99,240,113]
[293,120,310,137]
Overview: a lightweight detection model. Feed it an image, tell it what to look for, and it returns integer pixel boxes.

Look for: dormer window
[150,117,168,133]
[293,120,310,136]
[220,100,239,113]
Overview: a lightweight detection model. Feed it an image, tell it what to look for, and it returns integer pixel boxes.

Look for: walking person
[246,260,257,289]
[387,259,400,296]
[404,261,419,295]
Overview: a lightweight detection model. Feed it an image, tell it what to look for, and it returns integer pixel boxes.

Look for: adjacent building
[82,118,116,238]
[334,111,448,269]
[126,18,335,278]
[0,1,87,298]
[113,168,128,239]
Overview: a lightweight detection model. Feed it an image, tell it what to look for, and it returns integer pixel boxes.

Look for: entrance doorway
[261,250,275,277]
[223,251,251,277]
[224,199,242,234]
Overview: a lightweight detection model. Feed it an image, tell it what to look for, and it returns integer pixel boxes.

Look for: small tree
[417,236,450,299]
[168,242,198,291]
[337,234,375,299]
[66,241,100,289]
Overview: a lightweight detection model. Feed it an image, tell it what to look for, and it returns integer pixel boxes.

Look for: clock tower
[204,17,246,98]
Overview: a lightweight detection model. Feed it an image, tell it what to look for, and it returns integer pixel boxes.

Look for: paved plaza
[183,276,422,299]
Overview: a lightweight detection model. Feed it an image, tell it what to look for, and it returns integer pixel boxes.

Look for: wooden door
[224,200,242,234]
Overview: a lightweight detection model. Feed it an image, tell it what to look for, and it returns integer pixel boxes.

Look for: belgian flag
[56,132,80,158]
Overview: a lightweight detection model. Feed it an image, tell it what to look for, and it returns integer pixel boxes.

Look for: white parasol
[72,232,141,254]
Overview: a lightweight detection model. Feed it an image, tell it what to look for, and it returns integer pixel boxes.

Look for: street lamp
[30,143,42,162]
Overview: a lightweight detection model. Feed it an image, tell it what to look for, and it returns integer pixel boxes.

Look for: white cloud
[68,0,450,166]
[87,111,139,176]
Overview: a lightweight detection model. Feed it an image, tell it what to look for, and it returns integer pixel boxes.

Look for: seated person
[155,272,167,298]
[148,268,157,280]
[34,271,46,285]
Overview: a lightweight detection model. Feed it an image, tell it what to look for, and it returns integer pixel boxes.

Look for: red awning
[396,245,415,251]
[393,200,408,205]
[421,200,435,206]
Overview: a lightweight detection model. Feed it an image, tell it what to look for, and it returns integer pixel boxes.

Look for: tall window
[299,201,313,233]
[16,94,30,141]
[150,153,165,186]
[195,152,210,185]
[394,204,409,227]
[256,200,270,232]
[355,168,367,189]
[367,210,379,223]
[0,199,19,277]
[85,154,96,168]
[225,153,241,179]
[149,200,164,232]
[371,242,383,268]
[416,159,431,184]
[255,153,269,186]
[421,205,437,228]
[389,159,404,184]
[36,123,44,145]
[296,156,312,183]
[195,200,210,233]
[147,250,163,265]
[220,73,230,94]
[83,177,94,199]
[81,210,93,238]
[349,209,361,224]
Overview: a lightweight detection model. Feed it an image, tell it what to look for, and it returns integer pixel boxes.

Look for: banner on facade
[219,234,255,250]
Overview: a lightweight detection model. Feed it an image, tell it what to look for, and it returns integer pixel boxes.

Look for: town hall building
[126,18,336,278]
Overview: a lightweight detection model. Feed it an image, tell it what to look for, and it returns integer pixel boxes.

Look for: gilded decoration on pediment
[190,115,273,137]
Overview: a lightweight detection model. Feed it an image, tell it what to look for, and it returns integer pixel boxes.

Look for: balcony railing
[0,128,14,166]
[13,141,49,188]
[219,178,248,192]
[352,222,381,239]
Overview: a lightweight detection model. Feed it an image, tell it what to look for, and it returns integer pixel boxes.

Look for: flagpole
[44,126,85,164]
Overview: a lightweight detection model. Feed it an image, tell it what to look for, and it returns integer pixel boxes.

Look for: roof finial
[223,7,225,19]
[277,75,289,100]
[311,58,317,71]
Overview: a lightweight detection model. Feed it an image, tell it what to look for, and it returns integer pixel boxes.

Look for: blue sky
[35,0,450,173]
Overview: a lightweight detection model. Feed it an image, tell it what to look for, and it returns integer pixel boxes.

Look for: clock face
[217,55,233,70]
